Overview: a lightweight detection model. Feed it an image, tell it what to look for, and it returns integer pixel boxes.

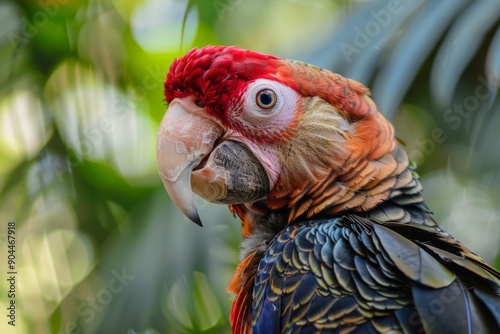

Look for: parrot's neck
[357,189,436,227]
[347,147,438,228]
[234,145,439,261]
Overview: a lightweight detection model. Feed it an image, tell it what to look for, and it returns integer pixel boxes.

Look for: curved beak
[157,99,270,226]
[156,101,223,226]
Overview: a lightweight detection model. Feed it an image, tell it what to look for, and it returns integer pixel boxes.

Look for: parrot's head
[158,45,400,233]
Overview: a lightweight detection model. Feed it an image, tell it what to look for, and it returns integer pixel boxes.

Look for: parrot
[156,45,500,333]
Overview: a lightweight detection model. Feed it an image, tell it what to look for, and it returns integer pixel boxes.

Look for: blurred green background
[0,0,499,333]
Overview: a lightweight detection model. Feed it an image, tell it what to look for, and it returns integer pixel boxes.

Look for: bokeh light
[0,1,499,333]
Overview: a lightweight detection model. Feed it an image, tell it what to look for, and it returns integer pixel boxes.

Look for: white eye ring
[255,89,278,110]
[239,79,298,129]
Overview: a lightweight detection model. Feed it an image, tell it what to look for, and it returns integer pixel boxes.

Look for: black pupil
[259,92,273,106]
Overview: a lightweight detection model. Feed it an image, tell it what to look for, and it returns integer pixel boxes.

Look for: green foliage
[0,0,499,333]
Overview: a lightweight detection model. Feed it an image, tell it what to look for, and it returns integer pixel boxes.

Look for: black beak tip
[186,211,203,227]
[193,217,203,227]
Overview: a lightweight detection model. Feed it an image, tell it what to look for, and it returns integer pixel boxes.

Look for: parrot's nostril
[195,99,206,108]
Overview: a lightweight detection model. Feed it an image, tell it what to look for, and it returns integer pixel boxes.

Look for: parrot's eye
[256,89,277,110]
[242,79,298,126]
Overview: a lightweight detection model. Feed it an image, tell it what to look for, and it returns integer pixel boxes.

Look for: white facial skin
[222,79,301,188]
